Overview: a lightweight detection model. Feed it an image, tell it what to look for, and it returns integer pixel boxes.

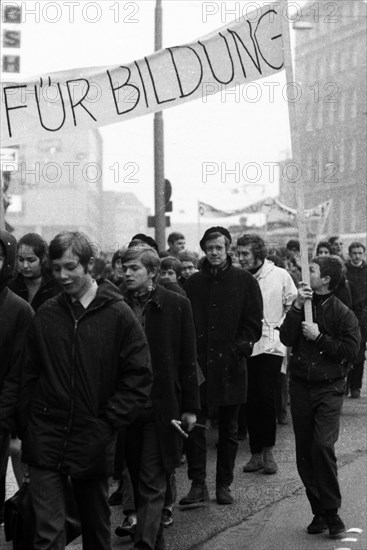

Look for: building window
[351,89,358,118]
[350,140,357,171]
[318,149,323,177]
[352,45,359,66]
[329,51,336,74]
[352,1,359,18]
[339,197,346,233]
[340,50,347,73]
[319,58,326,79]
[316,103,323,129]
[339,95,345,121]
[349,194,356,232]
[339,138,345,173]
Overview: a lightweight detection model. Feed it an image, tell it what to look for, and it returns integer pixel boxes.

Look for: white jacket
[251,259,297,357]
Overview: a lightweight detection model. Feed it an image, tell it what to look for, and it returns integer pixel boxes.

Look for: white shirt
[73,279,98,309]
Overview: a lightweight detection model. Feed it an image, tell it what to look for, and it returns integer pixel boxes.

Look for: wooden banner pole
[0,170,5,231]
[280,0,312,322]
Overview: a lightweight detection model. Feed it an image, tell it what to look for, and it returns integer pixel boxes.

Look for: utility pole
[153,0,166,252]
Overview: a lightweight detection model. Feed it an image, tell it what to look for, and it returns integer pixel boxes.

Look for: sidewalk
[1,389,365,550]
[193,454,367,550]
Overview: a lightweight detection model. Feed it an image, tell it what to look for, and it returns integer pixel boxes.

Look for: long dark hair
[18,233,52,277]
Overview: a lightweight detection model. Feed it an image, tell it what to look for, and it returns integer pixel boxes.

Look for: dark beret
[131,234,159,252]
[199,226,232,251]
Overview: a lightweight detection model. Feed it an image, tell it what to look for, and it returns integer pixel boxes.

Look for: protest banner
[1,3,284,146]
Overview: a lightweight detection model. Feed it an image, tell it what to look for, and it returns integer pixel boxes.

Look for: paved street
[1,388,366,550]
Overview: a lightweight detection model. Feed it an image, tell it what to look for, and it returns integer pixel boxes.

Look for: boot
[263,447,278,475]
[178,482,209,508]
[216,485,234,505]
[242,453,264,472]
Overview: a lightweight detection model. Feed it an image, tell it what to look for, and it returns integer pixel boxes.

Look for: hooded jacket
[20,280,152,478]
[0,230,34,435]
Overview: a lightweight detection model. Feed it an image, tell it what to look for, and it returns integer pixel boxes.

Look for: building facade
[101,191,150,253]
[279,0,366,237]
[6,130,104,244]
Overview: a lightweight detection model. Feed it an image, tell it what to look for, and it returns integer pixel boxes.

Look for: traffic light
[147,178,172,227]
[164,179,172,212]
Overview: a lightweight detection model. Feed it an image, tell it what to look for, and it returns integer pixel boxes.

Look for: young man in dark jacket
[279,255,360,538]
[0,230,33,524]
[119,244,199,550]
[180,227,263,506]
[19,232,152,550]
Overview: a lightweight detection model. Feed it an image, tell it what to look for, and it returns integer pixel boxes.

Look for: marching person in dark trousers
[279,255,360,538]
[119,244,200,550]
[237,234,297,475]
[18,231,152,550]
[0,231,33,525]
[345,241,367,398]
[179,227,263,506]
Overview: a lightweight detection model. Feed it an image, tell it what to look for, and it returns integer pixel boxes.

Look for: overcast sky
[9,0,308,221]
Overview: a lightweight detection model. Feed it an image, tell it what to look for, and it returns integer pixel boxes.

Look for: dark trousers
[0,434,10,522]
[275,371,289,422]
[186,404,240,487]
[289,377,345,513]
[125,408,166,550]
[347,338,366,390]
[29,466,110,550]
[246,354,283,454]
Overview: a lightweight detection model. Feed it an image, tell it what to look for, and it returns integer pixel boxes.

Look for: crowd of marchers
[0,226,365,550]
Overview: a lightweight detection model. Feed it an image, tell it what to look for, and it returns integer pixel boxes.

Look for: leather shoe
[179,483,209,508]
[216,485,234,505]
[326,512,345,538]
[243,454,264,472]
[263,448,278,475]
[307,514,327,534]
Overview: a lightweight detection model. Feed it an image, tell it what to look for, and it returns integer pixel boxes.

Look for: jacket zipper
[57,300,111,470]
[57,316,78,470]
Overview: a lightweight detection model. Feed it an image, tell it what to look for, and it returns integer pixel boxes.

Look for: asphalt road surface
[2,385,366,550]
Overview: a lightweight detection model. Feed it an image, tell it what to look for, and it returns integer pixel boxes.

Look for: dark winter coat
[184,258,263,407]
[19,280,152,478]
[345,261,367,340]
[0,288,33,435]
[123,285,200,471]
[9,273,62,311]
[0,230,34,437]
[279,295,360,384]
